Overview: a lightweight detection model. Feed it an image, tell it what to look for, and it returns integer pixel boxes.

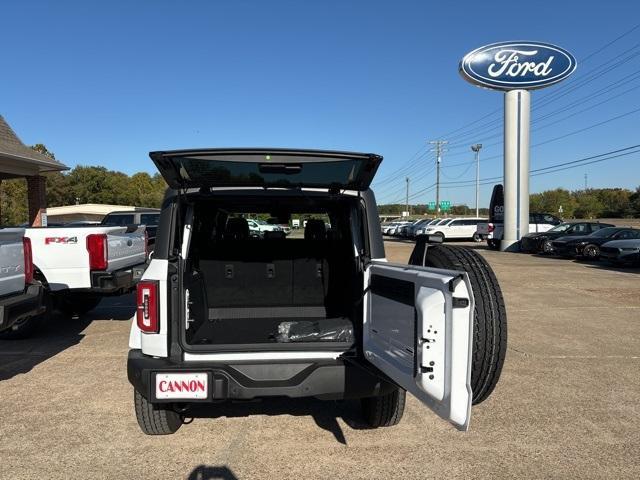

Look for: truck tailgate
[0,228,26,297]
[107,228,146,272]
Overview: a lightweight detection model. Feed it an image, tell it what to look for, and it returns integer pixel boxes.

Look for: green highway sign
[440,200,451,211]
[428,201,436,211]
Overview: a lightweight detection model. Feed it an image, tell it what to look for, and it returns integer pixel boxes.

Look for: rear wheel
[472,233,483,243]
[487,239,500,251]
[410,244,507,404]
[361,388,406,427]
[134,390,183,435]
[0,290,51,340]
[434,231,445,241]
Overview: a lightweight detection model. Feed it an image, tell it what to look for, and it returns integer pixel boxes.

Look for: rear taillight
[86,234,108,271]
[488,223,495,233]
[136,281,159,333]
[23,237,34,284]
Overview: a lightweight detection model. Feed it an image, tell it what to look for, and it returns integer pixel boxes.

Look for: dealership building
[0,115,68,226]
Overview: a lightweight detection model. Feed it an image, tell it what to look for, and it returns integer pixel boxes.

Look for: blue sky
[1,0,639,207]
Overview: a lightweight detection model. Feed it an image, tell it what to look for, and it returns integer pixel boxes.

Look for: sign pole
[501,89,530,251]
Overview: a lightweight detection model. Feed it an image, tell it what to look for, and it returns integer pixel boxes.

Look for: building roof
[0,115,68,177]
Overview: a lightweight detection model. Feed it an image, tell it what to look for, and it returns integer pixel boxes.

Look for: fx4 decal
[45,236,78,245]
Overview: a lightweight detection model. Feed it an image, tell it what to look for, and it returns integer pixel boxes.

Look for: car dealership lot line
[0,242,638,479]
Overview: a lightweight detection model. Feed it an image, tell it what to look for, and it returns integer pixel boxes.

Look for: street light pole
[471,144,482,217]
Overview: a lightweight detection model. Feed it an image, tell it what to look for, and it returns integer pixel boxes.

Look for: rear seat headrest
[305,219,326,240]
[264,230,286,240]
[224,217,250,240]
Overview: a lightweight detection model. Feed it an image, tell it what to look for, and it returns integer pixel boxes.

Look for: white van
[424,217,487,241]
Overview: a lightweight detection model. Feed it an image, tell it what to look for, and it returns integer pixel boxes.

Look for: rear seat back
[199,238,331,310]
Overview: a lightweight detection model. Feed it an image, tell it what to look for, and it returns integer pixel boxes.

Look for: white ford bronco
[128,148,507,435]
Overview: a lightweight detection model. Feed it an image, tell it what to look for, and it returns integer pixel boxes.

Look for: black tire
[361,388,406,427]
[0,289,51,340]
[472,233,483,243]
[582,244,600,260]
[434,231,445,241]
[487,239,500,250]
[542,240,553,254]
[134,390,182,435]
[410,244,507,404]
[56,294,102,316]
[0,315,43,340]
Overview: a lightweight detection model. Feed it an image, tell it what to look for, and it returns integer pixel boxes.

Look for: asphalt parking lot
[1,241,638,479]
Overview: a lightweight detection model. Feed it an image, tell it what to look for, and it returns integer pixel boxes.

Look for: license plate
[155,372,208,400]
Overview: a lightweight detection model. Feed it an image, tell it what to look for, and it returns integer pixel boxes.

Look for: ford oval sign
[459,41,577,91]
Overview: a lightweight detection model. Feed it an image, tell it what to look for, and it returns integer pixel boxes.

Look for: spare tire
[409,242,507,404]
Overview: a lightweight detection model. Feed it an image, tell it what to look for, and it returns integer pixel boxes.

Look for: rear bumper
[0,283,45,332]
[127,349,395,403]
[90,263,146,294]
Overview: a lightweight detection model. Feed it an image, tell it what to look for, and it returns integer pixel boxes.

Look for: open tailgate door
[364,261,474,430]
[150,148,382,191]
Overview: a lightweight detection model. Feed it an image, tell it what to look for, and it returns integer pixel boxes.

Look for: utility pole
[429,140,448,214]
[471,144,482,217]
[405,177,410,217]
[584,173,588,190]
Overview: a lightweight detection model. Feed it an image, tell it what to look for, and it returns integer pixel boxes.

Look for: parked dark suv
[127,148,507,435]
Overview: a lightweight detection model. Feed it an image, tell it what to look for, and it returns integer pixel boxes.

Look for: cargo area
[182,194,361,348]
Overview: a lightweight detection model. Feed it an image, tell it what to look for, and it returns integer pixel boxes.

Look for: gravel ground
[1,241,638,479]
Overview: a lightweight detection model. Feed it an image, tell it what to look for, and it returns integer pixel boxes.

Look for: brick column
[27,175,46,227]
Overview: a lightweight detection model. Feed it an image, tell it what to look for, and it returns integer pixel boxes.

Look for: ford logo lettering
[460,41,577,90]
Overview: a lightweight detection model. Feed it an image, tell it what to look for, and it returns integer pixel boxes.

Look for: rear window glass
[102,214,134,226]
[140,213,159,225]
[176,157,367,189]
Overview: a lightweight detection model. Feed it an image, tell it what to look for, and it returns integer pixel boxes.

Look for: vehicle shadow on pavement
[187,465,238,480]
[580,261,640,273]
[0,295,136,382]
[187,397,369,445]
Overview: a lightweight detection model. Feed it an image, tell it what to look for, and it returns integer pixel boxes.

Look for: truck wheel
[57,295,102,316]
[0,290,51,340]
[409,244,507,404]
[472,233,483,243]
[134,390,182,435]
[0,315,43,340]
[361,387,406,427]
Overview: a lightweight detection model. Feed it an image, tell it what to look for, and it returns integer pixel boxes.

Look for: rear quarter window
[140,213,160,225]
[102,214,135,226]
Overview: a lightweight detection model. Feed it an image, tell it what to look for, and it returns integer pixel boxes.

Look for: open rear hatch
[150,148,382,190]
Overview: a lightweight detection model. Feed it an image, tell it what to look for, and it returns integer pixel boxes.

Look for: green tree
[529,188,576,218]
[0,179,28,225]
[573,191,604,218]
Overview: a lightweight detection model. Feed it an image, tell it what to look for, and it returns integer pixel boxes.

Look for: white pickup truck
[0,228,46,339]
[25,225,147,315]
